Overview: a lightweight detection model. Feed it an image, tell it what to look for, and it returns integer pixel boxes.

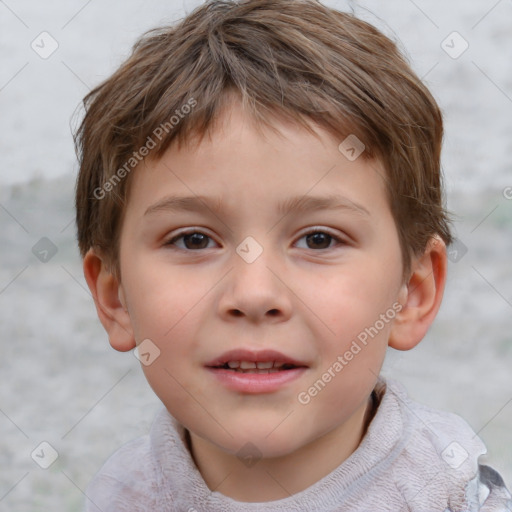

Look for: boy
[75,0,511,510]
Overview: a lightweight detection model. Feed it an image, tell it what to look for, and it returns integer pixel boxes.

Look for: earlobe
[388,236,447,351]
[83,249,136,352]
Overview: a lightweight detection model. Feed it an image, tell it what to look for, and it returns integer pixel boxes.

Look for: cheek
[298,261,400,341]
[138,311,207,417]
[122,258,203,340]
[127,264,208,359]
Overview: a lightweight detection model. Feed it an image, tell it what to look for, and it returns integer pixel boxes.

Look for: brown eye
[167,231,215,250]
[305,232,333,249]
[295,229,344,250]
[183,233,210,249]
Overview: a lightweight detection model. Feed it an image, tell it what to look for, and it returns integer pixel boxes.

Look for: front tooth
[227,361,240,369]
[240,361,257,369]
[256,361,273,369]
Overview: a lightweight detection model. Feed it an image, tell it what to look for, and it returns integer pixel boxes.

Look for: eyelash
[165,227,346,251]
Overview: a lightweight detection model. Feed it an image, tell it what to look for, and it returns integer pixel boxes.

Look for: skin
[84,101,447,502]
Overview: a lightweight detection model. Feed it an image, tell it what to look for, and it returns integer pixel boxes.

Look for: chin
[223,426,307,459]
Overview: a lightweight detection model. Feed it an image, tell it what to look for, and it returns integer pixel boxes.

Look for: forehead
[125,103,390,222]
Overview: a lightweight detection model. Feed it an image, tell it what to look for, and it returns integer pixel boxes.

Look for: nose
[217,250,293,324]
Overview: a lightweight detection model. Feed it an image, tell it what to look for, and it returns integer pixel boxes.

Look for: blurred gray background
[0,0,511,510]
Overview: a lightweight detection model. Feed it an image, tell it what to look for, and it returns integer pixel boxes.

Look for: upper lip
[205,349,309,368]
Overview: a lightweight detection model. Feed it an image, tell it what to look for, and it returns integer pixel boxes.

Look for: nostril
[227,308,281,318]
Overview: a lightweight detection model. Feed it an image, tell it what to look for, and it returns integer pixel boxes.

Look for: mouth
[204,348,309,393]
[205,348,308,372]
[211,360,302,374]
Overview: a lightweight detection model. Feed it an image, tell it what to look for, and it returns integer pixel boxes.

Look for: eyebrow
[144,194,371,218]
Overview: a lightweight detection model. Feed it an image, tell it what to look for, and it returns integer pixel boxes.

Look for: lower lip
[206,367,307,393]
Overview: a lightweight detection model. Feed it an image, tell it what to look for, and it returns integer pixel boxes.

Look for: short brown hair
[74,0,453,279]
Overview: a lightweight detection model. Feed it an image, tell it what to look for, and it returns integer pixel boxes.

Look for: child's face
[117,103,407,458]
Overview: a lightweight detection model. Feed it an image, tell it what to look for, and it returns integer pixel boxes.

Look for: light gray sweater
[84,379,512,511]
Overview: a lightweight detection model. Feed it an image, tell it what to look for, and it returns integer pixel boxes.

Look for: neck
[188,393,377,502]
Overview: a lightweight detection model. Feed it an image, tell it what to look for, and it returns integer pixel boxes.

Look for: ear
[83,249,136,352]
[388,236,447,351]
